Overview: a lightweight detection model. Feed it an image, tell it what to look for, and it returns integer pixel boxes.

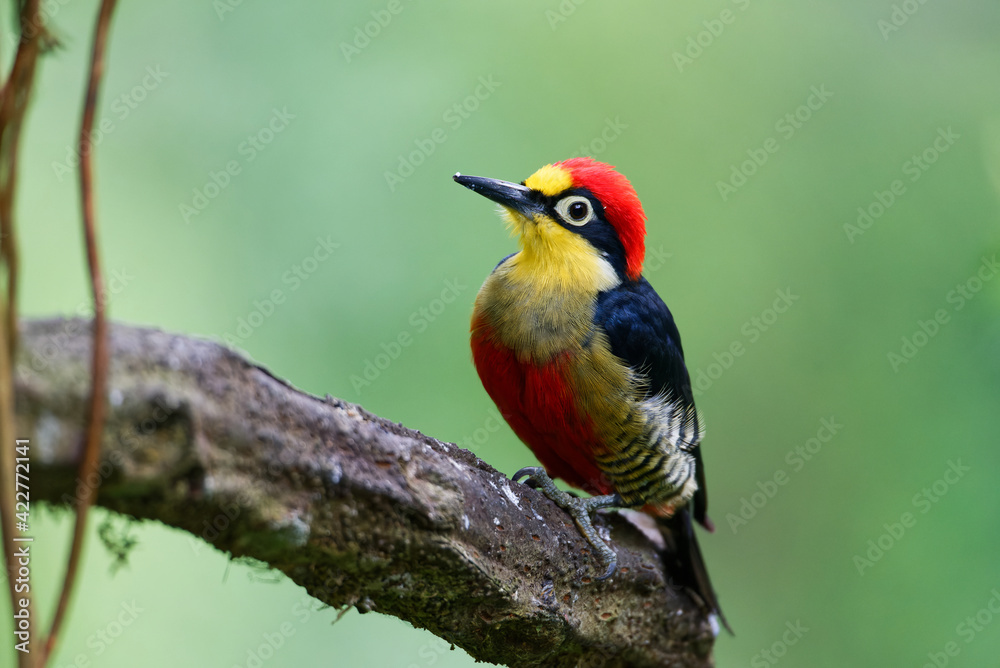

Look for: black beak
[453,173,543,218]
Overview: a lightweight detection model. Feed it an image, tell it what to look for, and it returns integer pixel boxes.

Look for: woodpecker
[454,158,729,631]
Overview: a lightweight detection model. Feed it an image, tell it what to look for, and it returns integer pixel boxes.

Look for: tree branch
[14,318,716,668]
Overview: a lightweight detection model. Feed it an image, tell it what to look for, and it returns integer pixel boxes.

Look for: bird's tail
[656,509,733,635]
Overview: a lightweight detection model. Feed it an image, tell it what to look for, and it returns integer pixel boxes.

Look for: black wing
[594,277,713,530]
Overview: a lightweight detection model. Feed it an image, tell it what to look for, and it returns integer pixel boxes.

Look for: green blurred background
[3,0,999,666]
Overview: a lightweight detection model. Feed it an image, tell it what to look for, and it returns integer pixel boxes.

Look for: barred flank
[595,397,701,508]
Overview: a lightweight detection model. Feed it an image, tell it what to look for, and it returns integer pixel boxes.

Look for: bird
[454,157,729,632]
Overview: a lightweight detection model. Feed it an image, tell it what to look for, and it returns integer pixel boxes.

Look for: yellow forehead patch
[524,163,573,197]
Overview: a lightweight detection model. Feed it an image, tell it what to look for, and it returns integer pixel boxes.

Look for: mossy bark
[14,318,716,668]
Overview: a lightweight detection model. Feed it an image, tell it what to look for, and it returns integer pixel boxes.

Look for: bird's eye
[555,195,594,226]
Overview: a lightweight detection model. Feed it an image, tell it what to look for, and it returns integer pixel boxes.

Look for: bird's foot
[512,466,622,580]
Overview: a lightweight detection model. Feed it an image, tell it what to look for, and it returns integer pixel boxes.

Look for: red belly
[471,321,610,495]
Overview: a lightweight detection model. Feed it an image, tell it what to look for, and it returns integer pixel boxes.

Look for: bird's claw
[596,555,618,581]
[510,466,620,580]
[512,466,544,484]
[512,467,544,489]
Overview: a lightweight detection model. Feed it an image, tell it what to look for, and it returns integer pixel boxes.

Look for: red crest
[557,157,647,280]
